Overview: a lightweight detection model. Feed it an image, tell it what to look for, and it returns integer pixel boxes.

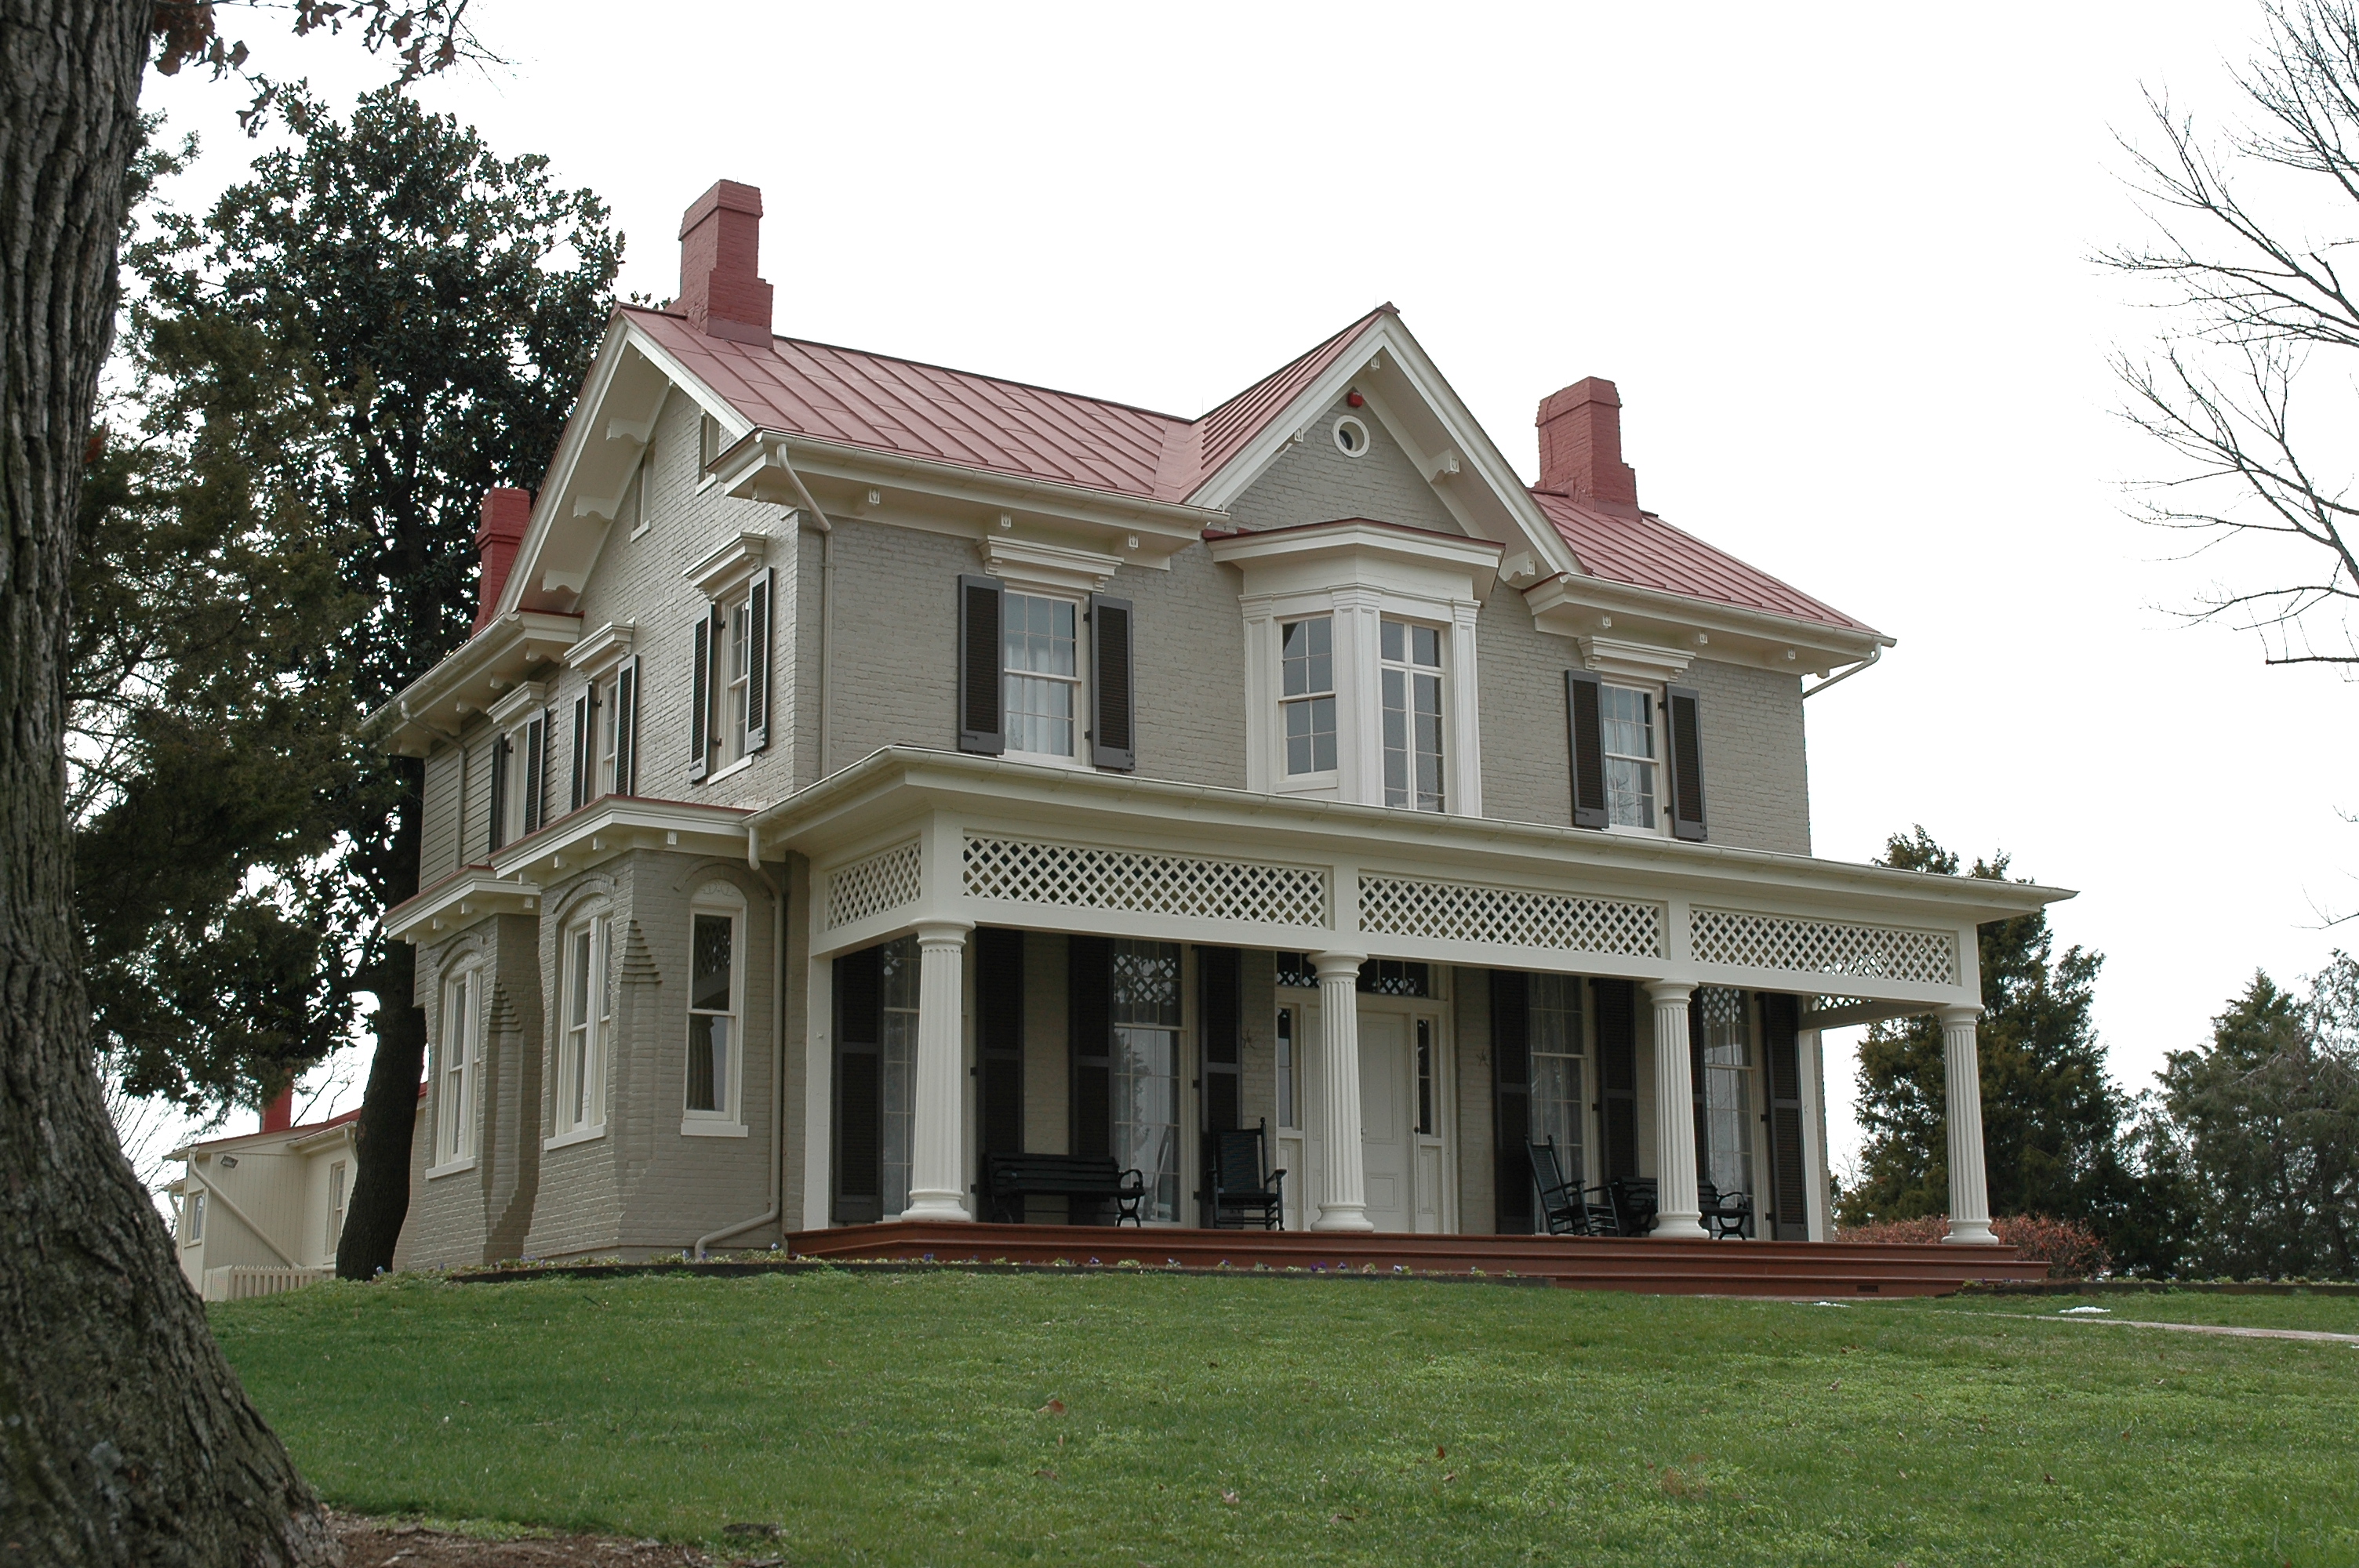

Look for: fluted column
[900,920,974,1222]
[1940,1005,1997,1244]
[1646,980,1707,1238]
[1311,950,1375,1232]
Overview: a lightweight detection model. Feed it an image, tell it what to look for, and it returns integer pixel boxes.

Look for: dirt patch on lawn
[333,1512,786,1566]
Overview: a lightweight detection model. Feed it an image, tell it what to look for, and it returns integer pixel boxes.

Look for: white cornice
[685,532,769,600]
[565,621,636,676]
[485,680,550,728]
[980,535,1123,594]
[385,867,543,944]
[489,795,758,885]
[374,612,583,756]
[1208,518,1503,604]
[1525,573,1890,676]
[1578,635,1693,684]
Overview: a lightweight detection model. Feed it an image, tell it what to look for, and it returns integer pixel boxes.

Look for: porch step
[783,1221,2048,1298]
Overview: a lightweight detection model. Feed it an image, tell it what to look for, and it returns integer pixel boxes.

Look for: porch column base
[1310,950,1375,1232]
[1647,979,1709,1240]
[902,920,974,1225]
[1941,1219,1997,1246]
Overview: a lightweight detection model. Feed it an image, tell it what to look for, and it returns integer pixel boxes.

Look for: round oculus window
[1332,415,1370,457]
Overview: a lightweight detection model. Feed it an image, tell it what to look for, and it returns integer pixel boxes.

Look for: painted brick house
[376,178,2065,1270]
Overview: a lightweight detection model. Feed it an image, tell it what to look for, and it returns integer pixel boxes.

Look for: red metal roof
[1532,491,1876,633]
[628,303,1872,634]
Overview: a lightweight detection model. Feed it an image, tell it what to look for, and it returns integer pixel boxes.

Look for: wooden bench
[983,1152,1148,1226]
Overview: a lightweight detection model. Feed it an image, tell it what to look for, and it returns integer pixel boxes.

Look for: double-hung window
[437,968,478,1165]
[1280,615,1336,776]
[687,561,771,782]
[1601,685,1658,829]
[1111,940,1183,1224]
[685,888,743,1127]
[1379,619,1445,811]
[184,1189,205,1246]
[878,936,919,1214]
[1002,590,1079,759]
[557,913,612,1138]
[1274,1005,1299,1130]
[325,1162,347,1257]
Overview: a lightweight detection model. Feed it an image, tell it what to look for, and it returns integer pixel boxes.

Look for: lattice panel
[824,840,921,931]
[1357,875,1664,958]
[1692,908,1957,985]
[962,836,1329,927]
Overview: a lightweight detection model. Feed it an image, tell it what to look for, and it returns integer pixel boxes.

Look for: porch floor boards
[783,1221,2045,1298]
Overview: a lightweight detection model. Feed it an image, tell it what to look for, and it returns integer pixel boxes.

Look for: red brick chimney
[677,180,773,345]
[474,487,531,633]
[260,1086,294,1134]
[1536,376,1639,514]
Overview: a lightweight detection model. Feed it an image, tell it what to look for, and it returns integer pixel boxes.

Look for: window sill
[1005,748,1088,772]
[629,523,651,542]
[543,1125,607,1152]
[425,1156,478,1181]
[680,1120,750,1138]
[703,754,754,786]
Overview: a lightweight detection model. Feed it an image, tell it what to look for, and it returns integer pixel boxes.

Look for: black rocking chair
[1201,1120,1286,1230]
[1527,1138,1617,1236]
[1699,1181,1755,1240]
[1608,1176,1659,1237]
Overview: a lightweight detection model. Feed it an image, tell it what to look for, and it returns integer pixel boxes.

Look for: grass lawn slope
[210,1270,2359,1566]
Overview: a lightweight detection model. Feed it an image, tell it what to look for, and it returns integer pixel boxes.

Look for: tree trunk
[335,768,423,1279]
[0,3,336,1562]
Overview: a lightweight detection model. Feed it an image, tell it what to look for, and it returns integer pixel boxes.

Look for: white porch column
[1311,949,1375,1232]
[1646,980,1707,1239]
[1940,1005,1997,1245]
[900,920,975,1222]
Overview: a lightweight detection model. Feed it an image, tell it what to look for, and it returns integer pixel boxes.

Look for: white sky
[144,3,2359,1181]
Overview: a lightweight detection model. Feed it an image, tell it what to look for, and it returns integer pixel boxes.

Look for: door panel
[1359,1014,1411,1232]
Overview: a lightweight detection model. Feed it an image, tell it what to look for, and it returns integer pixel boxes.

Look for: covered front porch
[750,749,2067,1256]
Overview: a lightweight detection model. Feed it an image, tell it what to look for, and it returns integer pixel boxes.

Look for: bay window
[1280,615,1336,776]
[1379,618,1445,811]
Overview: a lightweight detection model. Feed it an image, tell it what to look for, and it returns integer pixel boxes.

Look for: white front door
[1358,1014,1413,1232]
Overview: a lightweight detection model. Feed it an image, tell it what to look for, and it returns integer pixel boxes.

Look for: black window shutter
[1690,994,1711,1183]
[486,731,509,853]
[1068,935,1111,1221]
[957,574,1005,755]
[522,712,547,835]
[612,656,638,797]
[747,566,773,753]
[976,928,1026,1205]
[689,611,711,782]
[1089,593,1135,771]
[1490,970,1532,1233]
[1594,979,1639,1180]
[1667,684,1708,842]
[832,948,885,1225]
[1761,993,1808,1239]
[569,691,590,812]
[1566,670,1608,829]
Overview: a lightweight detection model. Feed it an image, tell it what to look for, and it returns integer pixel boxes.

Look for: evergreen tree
[1838,828,2134,1240]
[2149,958,2359,1279]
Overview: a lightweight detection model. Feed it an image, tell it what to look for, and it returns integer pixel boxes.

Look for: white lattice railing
[963,835,1329,927]
[1358,874,1663,958]
[1692,908,1957,985]
[825,840,922,931]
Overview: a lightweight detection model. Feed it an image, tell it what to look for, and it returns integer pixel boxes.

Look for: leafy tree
[137,85,621,1277]
[1838,829,2135,1243]
[2146,957,2359,1278]
[0,4,476,1561]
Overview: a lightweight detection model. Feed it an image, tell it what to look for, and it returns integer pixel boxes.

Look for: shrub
[1835,1214,2111,1279]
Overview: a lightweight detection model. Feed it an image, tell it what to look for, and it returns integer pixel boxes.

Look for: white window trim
[429,964,482,1173]
[683,884,748,1134]
[999,586,1088,767]
[1599,678,1671,839]
[550,909,612,1143]
[707,753,754,786]
[1243,588,1481,814]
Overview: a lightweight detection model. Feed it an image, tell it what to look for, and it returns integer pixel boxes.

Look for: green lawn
[211,1269,2359,1567]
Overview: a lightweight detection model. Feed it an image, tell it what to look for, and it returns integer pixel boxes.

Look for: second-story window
[725,588,754,768]
[1281,615,1336,775]
[1002,590,1078,758]
[1601,685,1658,829]
[1380,619,1445,811]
